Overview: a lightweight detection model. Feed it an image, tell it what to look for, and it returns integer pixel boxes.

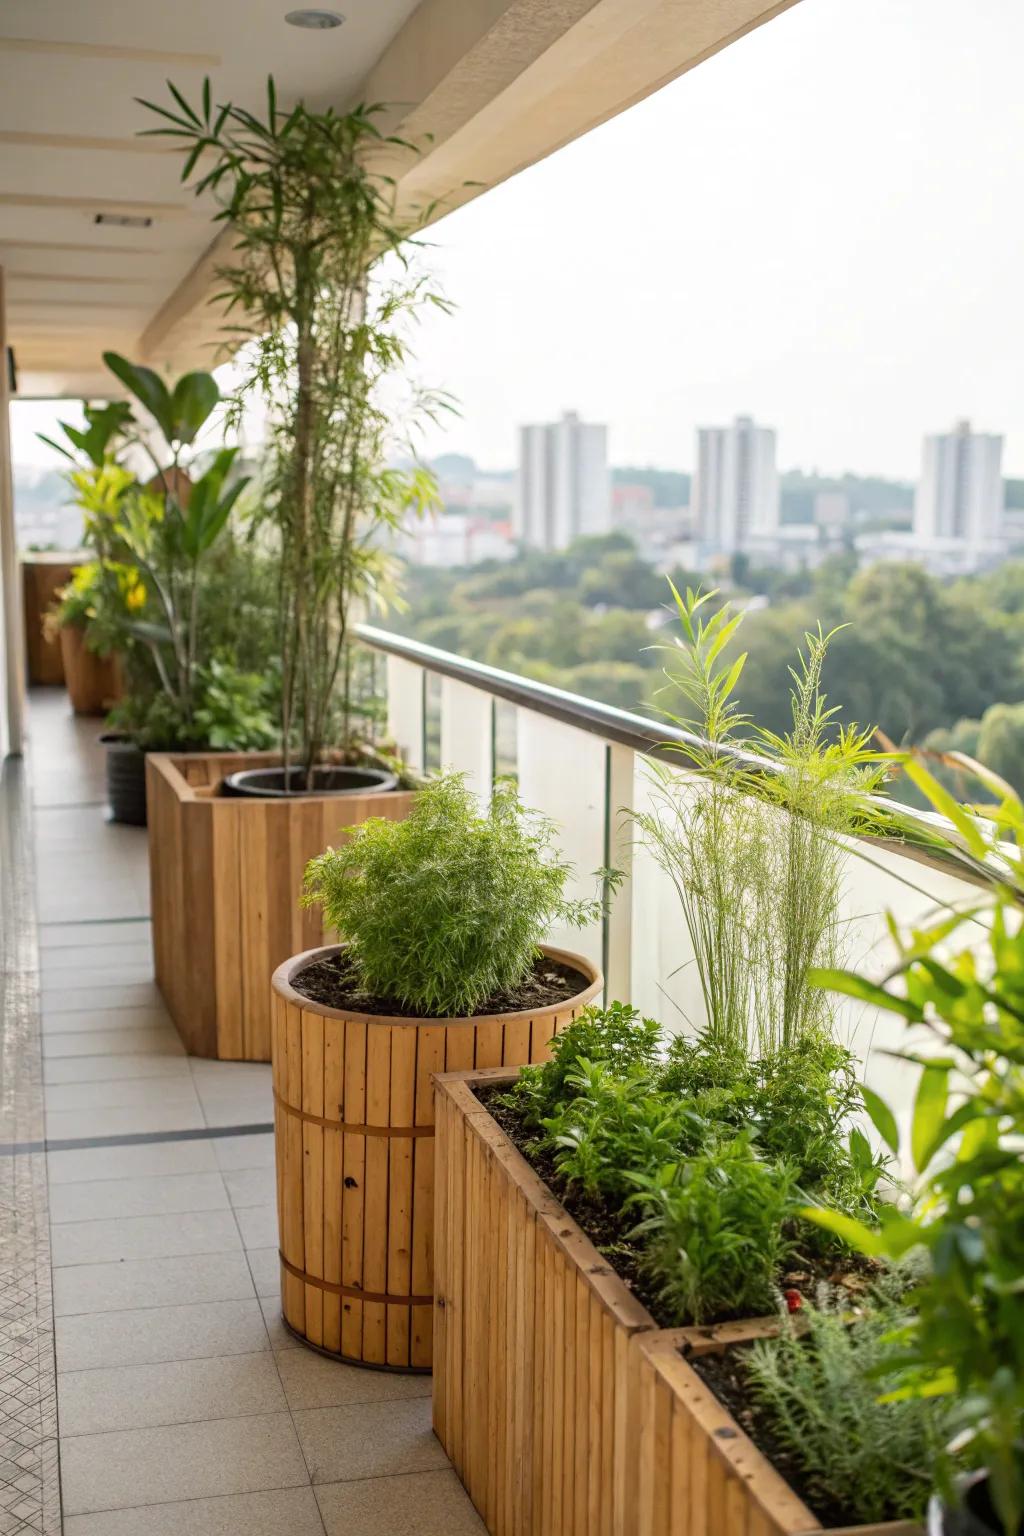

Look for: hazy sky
[13,0,1023,480]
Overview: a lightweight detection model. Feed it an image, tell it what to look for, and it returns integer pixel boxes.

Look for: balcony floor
[2,690,482,1536]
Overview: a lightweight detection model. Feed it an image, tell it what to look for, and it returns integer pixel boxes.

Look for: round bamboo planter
[59,624,122,716]
[271,942,603,1371]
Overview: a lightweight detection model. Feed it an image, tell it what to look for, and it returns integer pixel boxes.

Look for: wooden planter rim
[272,943,603,1031]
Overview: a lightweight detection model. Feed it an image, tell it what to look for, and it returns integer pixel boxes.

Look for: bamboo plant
[142,78,450,786]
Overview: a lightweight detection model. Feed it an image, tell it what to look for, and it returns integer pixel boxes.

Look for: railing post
[385,654,425,773]
[603,743,635,1004]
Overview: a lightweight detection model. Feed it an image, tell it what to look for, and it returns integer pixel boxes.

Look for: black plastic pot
[102,735,148,827]
[930,1472,1023,1535]
[220,764,399,799]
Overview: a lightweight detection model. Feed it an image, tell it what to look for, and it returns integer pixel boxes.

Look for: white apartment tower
[915,420,1004,545]
[515,411,611,551]
[692,415,779,550]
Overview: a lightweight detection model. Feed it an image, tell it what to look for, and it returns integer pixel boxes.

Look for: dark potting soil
[290,950,591,1019]
[691,1340,878,1530]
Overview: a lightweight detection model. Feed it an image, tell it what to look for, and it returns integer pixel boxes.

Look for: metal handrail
[354,622,994,893]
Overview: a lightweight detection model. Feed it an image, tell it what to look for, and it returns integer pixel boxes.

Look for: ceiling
[0,0,801,400]
[0,0,422,397]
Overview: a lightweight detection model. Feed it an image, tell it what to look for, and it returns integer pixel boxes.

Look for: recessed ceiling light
[94,213,153,228]
[285,8,345,27]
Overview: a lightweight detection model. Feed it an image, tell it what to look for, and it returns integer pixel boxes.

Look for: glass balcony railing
[358,621,985,1154]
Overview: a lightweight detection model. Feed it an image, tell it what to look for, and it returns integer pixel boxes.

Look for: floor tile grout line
[61,1462,456,1525]
[2,1121,275,1157]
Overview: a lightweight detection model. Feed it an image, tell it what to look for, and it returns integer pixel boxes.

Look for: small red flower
[783,1288,803,1314]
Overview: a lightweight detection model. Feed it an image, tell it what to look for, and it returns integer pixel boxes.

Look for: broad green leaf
[168,370,219,444]
[808,966,923,1022]
[911,1062,949,1173]
[103,353,175,442]
[861,1083,900,1157]
[800,1206,886,1256]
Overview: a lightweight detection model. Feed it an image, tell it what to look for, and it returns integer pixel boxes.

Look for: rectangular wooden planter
[433,1068,658,1536]
[434,1072,924,1536]
[634,1325,922,1536]
[147,750,414,1060]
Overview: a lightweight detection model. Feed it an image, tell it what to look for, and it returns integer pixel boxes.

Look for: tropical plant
[745,1301,947,1525]
[45,560,144,655]
[42,356,249,740]
[303,772,611,1017]
[808,753,1024,1534]
[143,78,450,784]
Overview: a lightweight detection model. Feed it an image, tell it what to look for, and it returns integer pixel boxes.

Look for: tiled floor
[10,691,484,1535]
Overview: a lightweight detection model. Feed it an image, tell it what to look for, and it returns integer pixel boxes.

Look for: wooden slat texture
[58,623,121,714]
[633,1332,923,1536]
[432,1065,654,1535]
[145,750,415,1059]
[21,556,74,684]
[274,949,600,1371]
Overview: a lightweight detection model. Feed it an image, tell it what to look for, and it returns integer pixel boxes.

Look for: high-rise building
[514,411,610,551]
[692,415,779,551]
[915,420,1004,544]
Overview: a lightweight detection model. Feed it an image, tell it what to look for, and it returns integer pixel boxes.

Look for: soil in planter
[480,1086,885,1332]
[691,1340,880,1530]
[290,950,591,1019]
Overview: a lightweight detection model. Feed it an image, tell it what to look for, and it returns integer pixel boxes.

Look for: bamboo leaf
[861,1084,900,1158]
[911,1063,949,1173]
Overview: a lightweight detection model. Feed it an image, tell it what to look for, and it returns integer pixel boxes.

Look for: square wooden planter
[433,1071,924,1536]
[147,750,414,1060]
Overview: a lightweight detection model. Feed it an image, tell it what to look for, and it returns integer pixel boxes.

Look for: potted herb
[270,772,608,1369]
[809,754,1024,1536]
[44,561,134,715]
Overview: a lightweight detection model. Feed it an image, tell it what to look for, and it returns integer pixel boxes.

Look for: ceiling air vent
[94,213,153,228]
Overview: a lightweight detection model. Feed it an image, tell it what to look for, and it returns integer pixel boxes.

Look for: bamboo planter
[147,751,414,1060]
[59,624,122,715]
[433,1074,923,1536]
[272,947,602,1372]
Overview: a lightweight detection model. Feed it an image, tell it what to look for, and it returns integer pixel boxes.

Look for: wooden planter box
[59,624,122,715]
[434,1076,923,1536]
[21,552,80,684]
[433,1067,657,1536]
[634,1326,922,1536]
[272,947,602,1372]
[147,751,414,1061]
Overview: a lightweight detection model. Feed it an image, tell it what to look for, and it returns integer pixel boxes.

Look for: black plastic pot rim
[221,764,400,800]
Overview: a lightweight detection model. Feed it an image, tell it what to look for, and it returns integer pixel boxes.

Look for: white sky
[13,0,1023,480]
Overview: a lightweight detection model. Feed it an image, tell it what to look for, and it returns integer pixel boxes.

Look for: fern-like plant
[303,773,609,1017]
[745,1304,946,1525]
